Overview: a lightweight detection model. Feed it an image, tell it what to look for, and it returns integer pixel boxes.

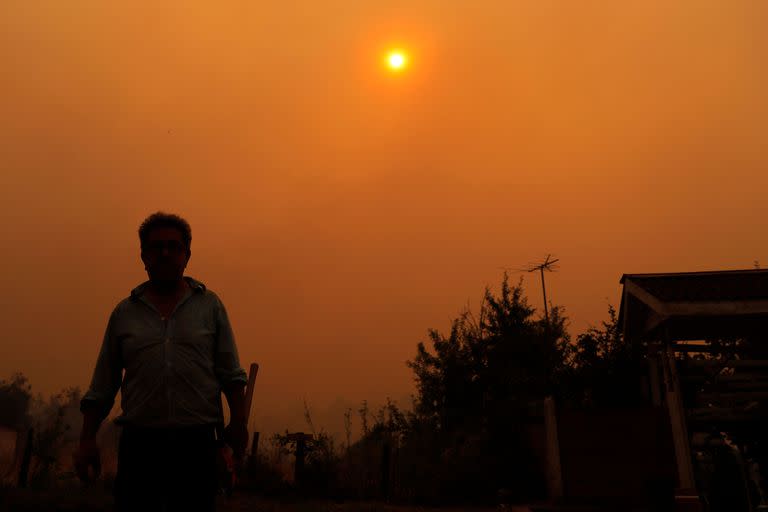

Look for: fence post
[250,431,260,460]
[286,432,313,488]
[380,437,390,501]
[544,397,563,502]
[18,427,33,488]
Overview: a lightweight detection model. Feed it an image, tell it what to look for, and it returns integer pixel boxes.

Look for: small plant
[28,387,81,488]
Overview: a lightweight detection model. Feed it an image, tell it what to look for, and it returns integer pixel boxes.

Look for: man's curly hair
[138,211,192,251]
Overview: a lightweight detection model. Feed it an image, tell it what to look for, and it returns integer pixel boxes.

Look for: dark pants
[114,424,218,512]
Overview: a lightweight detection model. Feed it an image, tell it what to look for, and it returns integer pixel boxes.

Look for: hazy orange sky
[2,1,767,439]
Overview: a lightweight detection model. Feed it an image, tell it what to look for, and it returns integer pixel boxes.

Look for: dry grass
[0,486,113,511]
[219,495,530,512]
[0,488,532,512]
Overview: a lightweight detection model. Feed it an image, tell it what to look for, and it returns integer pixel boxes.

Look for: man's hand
[223,420,248,458]
[73,439,101,482]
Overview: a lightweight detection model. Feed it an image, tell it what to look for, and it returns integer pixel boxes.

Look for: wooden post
[250,431,260,460]
[391,437,399,500]
[17,427,33,488]
[660,341,696,491]
[648,345,663,406]
[295,434,306,486]
[243,363,258,457]
[287,432,313,487]
[244,363,259,423]
[380,437,391,501]
[544,396,563,502]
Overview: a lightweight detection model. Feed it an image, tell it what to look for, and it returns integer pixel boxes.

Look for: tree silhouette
[405,273,570,501]
[407,273,570,434]
[563,305,647,408]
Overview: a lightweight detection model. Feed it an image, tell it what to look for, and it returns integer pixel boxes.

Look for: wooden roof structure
[618,269,768,342]
[618,268,768,502]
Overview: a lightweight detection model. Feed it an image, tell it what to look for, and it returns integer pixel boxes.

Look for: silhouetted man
[74,212,248,512]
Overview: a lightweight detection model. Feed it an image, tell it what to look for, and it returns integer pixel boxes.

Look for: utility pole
[527,254,559,324]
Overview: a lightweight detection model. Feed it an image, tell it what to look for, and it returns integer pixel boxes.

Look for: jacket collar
[130,276,206,301]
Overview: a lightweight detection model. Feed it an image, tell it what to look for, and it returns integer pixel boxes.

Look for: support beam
[670,344,720,354]
[695,391,768,403]
[661,343,696,490]
[648,348,663,406]
[544,396,563,502]
[683,360,768,369]
[682,374,768,384]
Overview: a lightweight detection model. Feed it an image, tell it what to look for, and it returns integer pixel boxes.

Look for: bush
[0,373,32,431]
[28,387,82,489]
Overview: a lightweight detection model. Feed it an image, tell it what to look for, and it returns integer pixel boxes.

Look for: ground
[0,488,533,512]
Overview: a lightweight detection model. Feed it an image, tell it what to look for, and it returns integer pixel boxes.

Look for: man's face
[141,226,190,283]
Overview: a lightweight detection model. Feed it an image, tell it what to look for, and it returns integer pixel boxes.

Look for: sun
[386,50,408,72]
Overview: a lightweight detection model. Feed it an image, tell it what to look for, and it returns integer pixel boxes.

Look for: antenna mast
[526,254,559,323]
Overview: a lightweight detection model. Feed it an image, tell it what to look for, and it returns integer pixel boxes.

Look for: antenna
[526,254,559,323]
